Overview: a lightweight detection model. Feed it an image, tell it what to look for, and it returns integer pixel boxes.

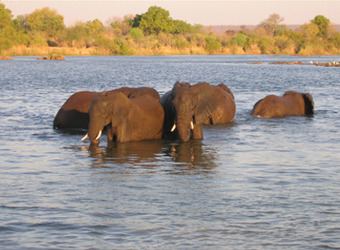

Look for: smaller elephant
[53,87,160,130]
[82,92,164,144]
[251,90,314,118]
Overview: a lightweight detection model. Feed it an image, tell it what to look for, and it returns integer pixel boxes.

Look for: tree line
[1,2,340,56]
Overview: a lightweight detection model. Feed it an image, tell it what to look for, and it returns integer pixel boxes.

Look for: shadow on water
[84,139,218,173]
[55,128,88,136]
[163,140,217,168]
[86,140,164,167]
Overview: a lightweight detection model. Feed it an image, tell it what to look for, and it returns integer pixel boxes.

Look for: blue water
[1,55,339,249]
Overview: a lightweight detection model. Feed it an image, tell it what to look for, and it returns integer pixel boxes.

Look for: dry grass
[4,44,340,57]
[6,46,96,56]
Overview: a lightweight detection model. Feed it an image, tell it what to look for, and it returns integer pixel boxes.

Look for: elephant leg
[107,126,114,141]
[192,124,203,140]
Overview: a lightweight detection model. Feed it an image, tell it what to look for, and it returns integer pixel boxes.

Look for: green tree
[257,36,273,54]
[12,15,27,30]
[0,2,12,30]
[86,19,104,37]
[258,13,285,36]
[274,36,292,51]
[300,23,319,40]
[138,6,174,35]
[173,20,193,34]
[311,15,330,38]
[86,19,104,46]
[129,27,144,41]
[0,2,13,52]
[26,7,65,41]
[66,22,89,47]
[232,32,248,47]
[132,14,142,28]
[329,33,340,49]
[109,15,133,36]
[205,35,222,54]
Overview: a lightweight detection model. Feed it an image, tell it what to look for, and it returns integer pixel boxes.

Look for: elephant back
[60,91,99,112]
[105,87,160,100]
[217,83,235,99]
[53,91,99,129]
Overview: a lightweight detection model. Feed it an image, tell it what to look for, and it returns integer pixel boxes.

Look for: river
[0,55,339,249]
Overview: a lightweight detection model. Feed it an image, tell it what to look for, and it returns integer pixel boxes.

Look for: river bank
[2,44,340,58]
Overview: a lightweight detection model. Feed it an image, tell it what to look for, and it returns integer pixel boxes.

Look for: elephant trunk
[88,121,104,144]
[176,114,194,142]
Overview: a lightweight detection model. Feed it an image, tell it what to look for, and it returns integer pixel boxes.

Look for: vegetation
[1,2,340,56]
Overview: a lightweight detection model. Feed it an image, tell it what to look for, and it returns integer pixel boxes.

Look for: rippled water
[1,55,340,249]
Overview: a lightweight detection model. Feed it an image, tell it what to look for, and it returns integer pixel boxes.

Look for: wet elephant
[82,91,164,144]
[160,82,236,142]
[251,90,314,118]
[53,87,160,129]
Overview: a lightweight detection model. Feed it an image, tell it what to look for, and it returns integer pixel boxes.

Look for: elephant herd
[53,82,314,144]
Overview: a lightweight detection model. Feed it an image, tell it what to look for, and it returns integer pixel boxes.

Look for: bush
[234,33,248,47]
[274,36,292,51]
[257,37,273,54]
[129,28,144,41]
[205,35,222,54]
[112,38,133,55]
[175,37,190,49]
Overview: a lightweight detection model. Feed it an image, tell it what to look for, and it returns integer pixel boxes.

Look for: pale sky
[3,0,340,26]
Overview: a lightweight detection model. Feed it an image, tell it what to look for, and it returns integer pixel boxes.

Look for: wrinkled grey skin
[251,90,314,118]
[160,82,236,142]
[87,92,164,144]
[53,87,160,130]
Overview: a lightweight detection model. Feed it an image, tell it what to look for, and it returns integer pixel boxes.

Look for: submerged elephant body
[85,92,164,144]
[53,87,160,129]
[251,90,314,118]
[160,82,236,142]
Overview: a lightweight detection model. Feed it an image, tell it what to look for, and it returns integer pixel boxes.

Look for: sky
[3,0,340,27]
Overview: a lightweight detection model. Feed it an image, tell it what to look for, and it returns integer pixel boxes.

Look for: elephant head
[82,91,164,144]
[173,83,218,142]
[83,92,131,144]
[161,82,235,142]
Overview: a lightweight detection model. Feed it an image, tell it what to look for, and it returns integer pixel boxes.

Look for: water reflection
[85,139,217,171]
[87,140,164,168]
[164,140,217,168]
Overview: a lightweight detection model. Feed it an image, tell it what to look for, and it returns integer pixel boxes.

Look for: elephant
[160,82,236,142]
[53,87,160,129]
[81,91,164,144]
[251,90,314,118]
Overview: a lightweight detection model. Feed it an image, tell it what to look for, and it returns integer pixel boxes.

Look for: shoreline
[2,45,340,58]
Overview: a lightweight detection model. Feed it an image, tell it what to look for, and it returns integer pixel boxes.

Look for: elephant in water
[251,90,314,118]
[160,82,236,142]
[82,91,164,144]
[53,87,160,130]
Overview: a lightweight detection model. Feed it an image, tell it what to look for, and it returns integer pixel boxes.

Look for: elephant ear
[303,93,314,115]
[113,92,132,115]
[90,94,111,115]
[193,83,220,124]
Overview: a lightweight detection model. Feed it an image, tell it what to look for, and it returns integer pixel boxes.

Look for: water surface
[0,55,339,249]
